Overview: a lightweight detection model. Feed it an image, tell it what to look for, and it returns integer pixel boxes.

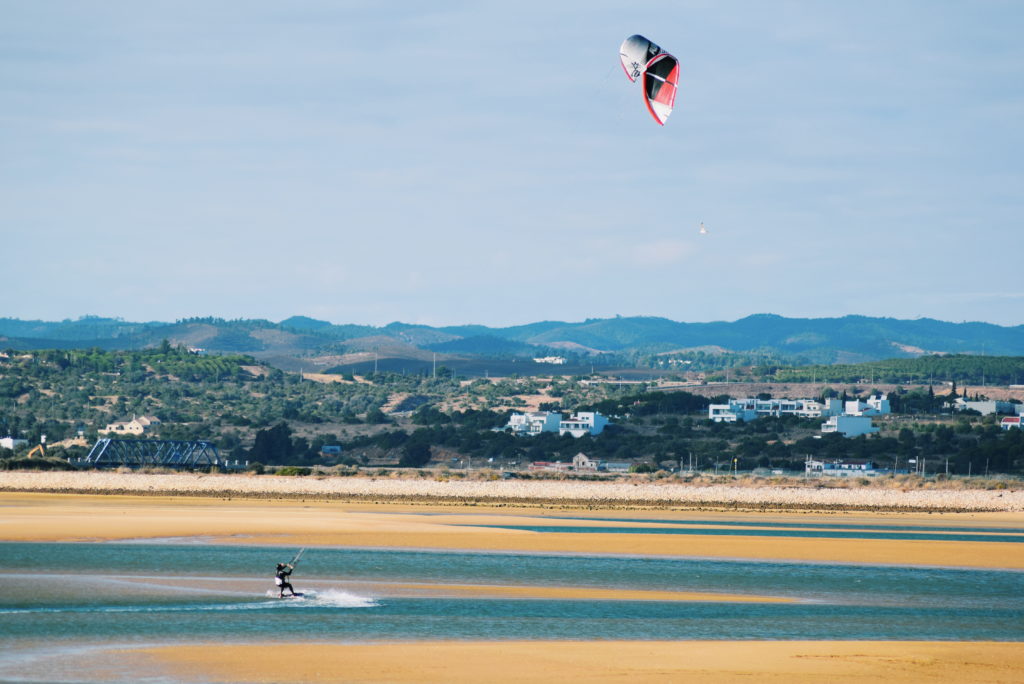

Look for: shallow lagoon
[2,542,1022,646]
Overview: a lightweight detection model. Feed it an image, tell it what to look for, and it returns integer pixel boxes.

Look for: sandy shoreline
[2,470,1022,512]
[123,641,1024,684]
[3,492,1022,569]
[4,483,1022,684]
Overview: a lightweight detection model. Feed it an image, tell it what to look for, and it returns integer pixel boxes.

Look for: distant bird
[699,221,708,235]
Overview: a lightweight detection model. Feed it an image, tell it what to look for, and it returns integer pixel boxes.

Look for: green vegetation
[1,346,1022,475]
[773,355,1024,386]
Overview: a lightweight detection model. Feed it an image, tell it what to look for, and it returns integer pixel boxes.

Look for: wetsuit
[275,564,295,597]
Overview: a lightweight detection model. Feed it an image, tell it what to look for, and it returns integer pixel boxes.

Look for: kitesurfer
[275,562,296,598]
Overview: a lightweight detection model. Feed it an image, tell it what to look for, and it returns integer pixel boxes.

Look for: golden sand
[2,493,1021,569]
[6,492,1024,683]
[126,641,1024,684]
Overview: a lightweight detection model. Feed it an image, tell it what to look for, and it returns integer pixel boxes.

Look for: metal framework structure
[83,438,225,469]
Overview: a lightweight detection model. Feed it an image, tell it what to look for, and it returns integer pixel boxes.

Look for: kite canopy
[618,34,662,82]
[642,53,679,125]
[618,34,679,126]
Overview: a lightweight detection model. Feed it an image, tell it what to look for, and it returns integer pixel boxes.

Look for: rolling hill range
[1,314,1022,374]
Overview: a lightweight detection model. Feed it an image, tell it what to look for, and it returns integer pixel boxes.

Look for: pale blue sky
[2,1,1022,327]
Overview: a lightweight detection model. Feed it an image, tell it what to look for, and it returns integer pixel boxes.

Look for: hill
[1,314,1022,374]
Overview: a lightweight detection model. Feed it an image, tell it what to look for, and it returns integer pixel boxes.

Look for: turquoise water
[470,524,1024,543]
[1,543,1021,644]
[0,542,1021,681]
[553,515,1024,535]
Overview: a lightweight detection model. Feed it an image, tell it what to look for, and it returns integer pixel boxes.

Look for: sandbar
[125,640,1024,684]
[2,493,1022,569]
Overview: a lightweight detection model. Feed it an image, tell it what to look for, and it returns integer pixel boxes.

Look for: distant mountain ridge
[1,314,1022,370]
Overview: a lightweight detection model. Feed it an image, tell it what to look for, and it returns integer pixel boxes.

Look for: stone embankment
[1,471,1022,512]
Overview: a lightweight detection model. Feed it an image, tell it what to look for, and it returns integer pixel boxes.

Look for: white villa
[506,411,562,436]
[558,411,608,437]
[504,411,609,438]
[709,397,845,423]
[708,394,890,438]
[821,414,879,437]
[844,394,891,416]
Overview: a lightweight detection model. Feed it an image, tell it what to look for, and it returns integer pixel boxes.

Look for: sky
[2,1,1023,328]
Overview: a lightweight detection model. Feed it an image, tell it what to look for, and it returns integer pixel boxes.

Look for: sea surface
[0,538,1022,682]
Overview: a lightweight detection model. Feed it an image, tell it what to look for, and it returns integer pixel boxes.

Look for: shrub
[0,457,76,471]
[277,466,311,476]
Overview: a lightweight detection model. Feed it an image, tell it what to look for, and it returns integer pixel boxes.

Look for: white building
[0,437,28,450]
[1001,416,1022,430]
[953,398,1016,416]
[708,401,757,423]
[532,356,567,365]
[559,412,608,437]
[709,397,843,422]
[844,394,891,416]
[505,411,562,435]
[795,398,845,418]
[821,415,879,437]
[805,459,881,477]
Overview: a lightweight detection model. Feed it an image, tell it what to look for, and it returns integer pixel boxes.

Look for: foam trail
[265,589,378,608]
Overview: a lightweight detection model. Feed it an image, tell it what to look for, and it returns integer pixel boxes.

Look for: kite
[618,34,680,126]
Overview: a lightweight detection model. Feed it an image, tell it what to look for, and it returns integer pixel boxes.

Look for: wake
[0,589,379,615]
[262,588,379,608]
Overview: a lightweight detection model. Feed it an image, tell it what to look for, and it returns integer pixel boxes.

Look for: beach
[125,641,1024,684]
[1,472,1022,683]
[2,470,1022,511]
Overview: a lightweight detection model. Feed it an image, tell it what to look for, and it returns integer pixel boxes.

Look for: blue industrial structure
[82,438,227,470]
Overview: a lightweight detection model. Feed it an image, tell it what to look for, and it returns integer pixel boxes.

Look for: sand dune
[2,470,1021,511]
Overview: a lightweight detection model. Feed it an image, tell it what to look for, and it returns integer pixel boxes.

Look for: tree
[400,442,432,468]
[249,422,293,465]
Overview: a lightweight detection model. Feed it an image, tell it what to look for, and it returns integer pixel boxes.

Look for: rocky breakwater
[1,471,1022,512]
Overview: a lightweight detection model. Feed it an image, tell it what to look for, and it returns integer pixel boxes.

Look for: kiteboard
[279,592,305,599]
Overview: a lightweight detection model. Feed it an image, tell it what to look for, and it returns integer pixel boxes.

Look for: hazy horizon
[3,310,1022,331]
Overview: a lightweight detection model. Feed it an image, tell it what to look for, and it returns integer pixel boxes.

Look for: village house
[572,452,599,471]
[102,415,161,435]
[529,453,622,473]
[504,411,609,438]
